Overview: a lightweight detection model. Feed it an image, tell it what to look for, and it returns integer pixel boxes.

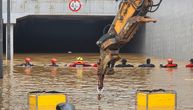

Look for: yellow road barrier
[28,91,67,110]
[136,89,177,110]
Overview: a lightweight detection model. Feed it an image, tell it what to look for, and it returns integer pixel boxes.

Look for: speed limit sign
[69,0,82,12]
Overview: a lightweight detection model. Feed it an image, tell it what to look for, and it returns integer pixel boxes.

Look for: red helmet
[167,58,173,63]
[25,57,31,63]
[51,58,57,63]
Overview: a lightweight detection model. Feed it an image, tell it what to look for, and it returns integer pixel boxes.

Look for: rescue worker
[49,58,59,67]
[186,59,193,68]
[74,57,86,66]
[69,57,91,67]
[160,58,178,68]
[56,103,75,110]
[19,57,34,67]
[115,59,134,67]
[138,58,155,67]
[77,57,84,63]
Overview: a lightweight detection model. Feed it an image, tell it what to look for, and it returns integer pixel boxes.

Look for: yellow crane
[96,0,162,93]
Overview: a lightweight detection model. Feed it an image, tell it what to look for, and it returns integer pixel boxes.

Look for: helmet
[25,57,31,63]
[167,58,173,63]
[51,58,57,63]
[190,59,193,63]
[121,59,127,64]
[76,57,83,61]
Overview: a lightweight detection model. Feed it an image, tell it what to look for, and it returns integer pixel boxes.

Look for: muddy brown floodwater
[0,53,193,110]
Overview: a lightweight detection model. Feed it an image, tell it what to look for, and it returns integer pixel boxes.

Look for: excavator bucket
[96,0,162,93]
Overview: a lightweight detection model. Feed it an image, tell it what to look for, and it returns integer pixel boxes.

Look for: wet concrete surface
[0,53,193,110]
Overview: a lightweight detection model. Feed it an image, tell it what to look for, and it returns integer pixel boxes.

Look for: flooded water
[0,53,193,110]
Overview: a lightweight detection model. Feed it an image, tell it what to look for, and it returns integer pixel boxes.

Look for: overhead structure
[96,0,162,92]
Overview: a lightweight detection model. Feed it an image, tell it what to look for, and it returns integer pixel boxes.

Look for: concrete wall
[2,0,119,23]
[3,0,193,60]
[131,0,193,60]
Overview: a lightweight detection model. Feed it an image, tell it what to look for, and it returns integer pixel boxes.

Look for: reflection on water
[0,53,193,110]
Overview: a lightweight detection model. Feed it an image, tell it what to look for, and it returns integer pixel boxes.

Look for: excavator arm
[96,0,162,92]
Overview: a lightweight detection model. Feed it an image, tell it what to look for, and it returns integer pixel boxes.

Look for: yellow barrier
[136,89,177,110]
[28,91,67,110]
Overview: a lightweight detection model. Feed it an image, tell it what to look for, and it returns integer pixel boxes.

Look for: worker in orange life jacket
[160,58,177,68]
[49,58,59,67]
[19,57,34,67]
[186,59,193,68]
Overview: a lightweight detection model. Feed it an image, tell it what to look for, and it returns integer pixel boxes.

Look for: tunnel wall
[14,15,144,53]
[14,15,146,53]
[14,15,115,53]
[128,0,193,60]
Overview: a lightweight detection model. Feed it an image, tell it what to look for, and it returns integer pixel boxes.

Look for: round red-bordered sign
[69,0,82,12]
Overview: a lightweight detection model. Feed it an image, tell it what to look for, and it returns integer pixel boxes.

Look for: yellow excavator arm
[96,0,162,92]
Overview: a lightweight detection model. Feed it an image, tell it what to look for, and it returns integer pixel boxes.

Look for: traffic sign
[69,0,82,12]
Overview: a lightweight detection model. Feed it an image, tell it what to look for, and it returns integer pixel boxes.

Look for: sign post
[0,0,3,78]
[69,0,82,12]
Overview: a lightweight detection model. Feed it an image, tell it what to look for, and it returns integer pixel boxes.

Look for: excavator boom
[96,0,162,92]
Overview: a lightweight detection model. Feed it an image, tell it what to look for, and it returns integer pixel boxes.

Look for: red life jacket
[69,63,76,67]
[75,61,85,65]
[186,64,193,67]
[166,64,177,68]
[69,61,92,67]
[92,63,98,67]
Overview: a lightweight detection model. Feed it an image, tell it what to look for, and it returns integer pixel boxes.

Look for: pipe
[0,0,3,78]
[6,0,12,60]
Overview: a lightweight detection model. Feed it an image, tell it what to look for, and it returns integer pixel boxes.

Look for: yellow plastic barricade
[28,91,67,110]
[136,89,177,110]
